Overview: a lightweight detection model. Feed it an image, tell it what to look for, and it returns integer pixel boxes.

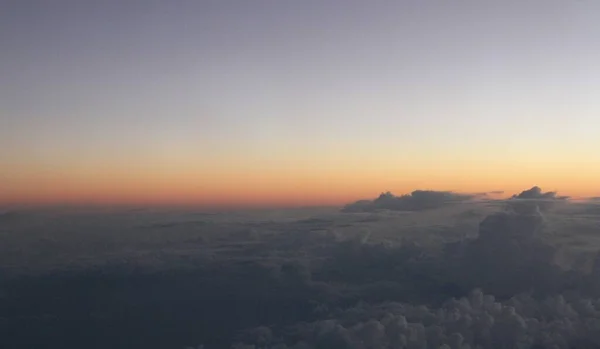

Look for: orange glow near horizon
[2,156,600,208]
[3,1,600,209]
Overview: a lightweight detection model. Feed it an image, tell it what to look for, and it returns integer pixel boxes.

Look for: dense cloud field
[2,187,600,348]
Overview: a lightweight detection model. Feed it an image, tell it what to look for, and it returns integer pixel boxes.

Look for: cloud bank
[342,190,475,212]
[232,193,600,349]
[2,186,600,349]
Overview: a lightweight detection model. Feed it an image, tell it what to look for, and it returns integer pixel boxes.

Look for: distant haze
[2,1,599,207]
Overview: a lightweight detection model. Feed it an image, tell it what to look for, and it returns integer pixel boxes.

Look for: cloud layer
[2,186,600,348]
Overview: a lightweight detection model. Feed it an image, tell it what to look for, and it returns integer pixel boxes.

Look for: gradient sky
[2,0,599,207]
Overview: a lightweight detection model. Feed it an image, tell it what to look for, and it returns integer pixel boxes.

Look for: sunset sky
[2,1,599,207]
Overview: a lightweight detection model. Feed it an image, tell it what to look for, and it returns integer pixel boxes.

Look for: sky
[1,0,599,207]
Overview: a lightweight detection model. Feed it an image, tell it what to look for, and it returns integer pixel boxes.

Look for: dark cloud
[458,209,561,298]
[4,201,600,349]
[0,210,21,223]
[237,289,600,349]
[473,190,505,197]
[511,186,568,200]
[342,190,475,212]
[567,201,600,217]
[0,208,32,219]
[507,186,569,213]
[233,207,600,349]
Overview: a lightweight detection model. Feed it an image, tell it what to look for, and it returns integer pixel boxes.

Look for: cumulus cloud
[342,190,475,212]
[511,186,568,200]
[507,186,569,214]
[232,204,600,349]
[237,290,600,349]
[4,197,600,349]
[457,209,563,298]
